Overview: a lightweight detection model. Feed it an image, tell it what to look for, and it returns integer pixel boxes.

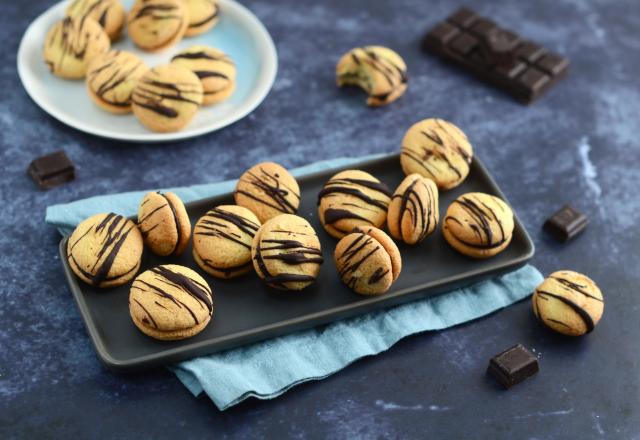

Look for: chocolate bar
[487,344,539,388]
[543,205,588,241]
[422,8,569,103]
[27,150,75,190]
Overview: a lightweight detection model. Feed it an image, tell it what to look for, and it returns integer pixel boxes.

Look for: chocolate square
[27,150,75,190]
[488,344,539,388]
[450,33,479,56]
[543,205,589,241]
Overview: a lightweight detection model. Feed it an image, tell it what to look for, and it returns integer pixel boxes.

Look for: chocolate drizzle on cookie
[551,275,603,302]
[445,195,508,249]
[187,1,220,29]
[235,166,300,215]
[336,234,381,289]
[132,72,201,118]
[88,51,146,107]
[393,176,437,242]
[195,207,260,249]
[535,290,595,333]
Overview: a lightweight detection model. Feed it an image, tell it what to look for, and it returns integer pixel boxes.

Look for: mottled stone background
[1,0,639,438]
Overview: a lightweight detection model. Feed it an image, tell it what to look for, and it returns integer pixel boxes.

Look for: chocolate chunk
[543,205,588,241]
[27,150,75,190]
[422,8,569,103]
[487,344,539,388]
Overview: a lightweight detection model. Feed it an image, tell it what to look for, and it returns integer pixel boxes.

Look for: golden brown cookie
[442,192,514,258]
[387,174,439,244]
[400,118,473,190]
[86,50,148,113]
[532,271,604,336]
[193,205,261,279]
[318,170,391,239]
[251,214,323,291]
[127,0,188,52]
[129,264,213,340]
[66,213,143,288]
[171,46,236,105]
[334,227,401,296]
[132,64,203,132]
[43,16,110,79]
[184,0,220,37]
[234,162,301,223]
[336,46,407,106]
[137,192,191,256]
[66,0,126,41]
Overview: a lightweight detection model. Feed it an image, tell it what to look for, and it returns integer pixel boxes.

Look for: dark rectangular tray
[59,154,534,372]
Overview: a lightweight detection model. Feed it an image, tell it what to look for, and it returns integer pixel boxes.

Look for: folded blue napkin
[46,154,543,410]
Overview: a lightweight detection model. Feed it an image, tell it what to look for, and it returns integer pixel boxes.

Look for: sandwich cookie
[66,213,143,288]
[137,191,191,256]
[317,170,391,239]
[127,0,188,52]
[66,0,126,41]
[400,118,473,190]
[184,0,220,37]
[251,214,323,291]
[442,192,514,258]
[193,205,261,279]
[129,264,213,340]
[387,174,439,244]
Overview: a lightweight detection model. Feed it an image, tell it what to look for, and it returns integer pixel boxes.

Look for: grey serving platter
[59,154,534,372]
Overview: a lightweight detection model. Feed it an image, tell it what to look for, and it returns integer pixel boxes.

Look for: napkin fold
[46,154,542,411]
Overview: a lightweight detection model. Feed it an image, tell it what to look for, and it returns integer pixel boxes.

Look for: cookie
[132,64,203,132]
[66,0,126,41]
[129,264,213,340]
[43,16,110,79]
[193,205,261,279]
[400,118,473,190]
[66,213,143,288]
[317,170,391,239]
[86,50,148,113]
[127,0,188,52]
[184,0,220,37]
[532,271,604,336]
[234,162,301,223]
[171,46,236,105]
[334,226,401,296]
[251,214,323,291]
[336,46,407,107]
[387,174,439,244]
[442,192,514,258]
[137,192,191,256]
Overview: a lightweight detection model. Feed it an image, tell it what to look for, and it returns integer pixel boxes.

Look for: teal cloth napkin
[46,154,543,410]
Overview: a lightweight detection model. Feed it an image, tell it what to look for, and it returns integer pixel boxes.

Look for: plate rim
[17,0,278,143]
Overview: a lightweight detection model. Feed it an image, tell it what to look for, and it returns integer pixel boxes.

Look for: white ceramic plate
[17,0,277,142]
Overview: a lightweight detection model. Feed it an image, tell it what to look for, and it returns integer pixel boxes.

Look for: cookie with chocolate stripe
[442,192,514,258]
[400,118,473,190]
[336,46,408,106]
[387,174,439,245]
[137,192,191,256]
[43,16,110,79]
[127,0,188,52]
[235,162,301,223]
[66,0,126,41]
[193,205,261,278]
[184,0,220,37]
[129,264,213,340]
[251,214,323,291]
[67,213,143,288]
[318,170,391,239]
[132,64,203,132]
[532,271,604,336]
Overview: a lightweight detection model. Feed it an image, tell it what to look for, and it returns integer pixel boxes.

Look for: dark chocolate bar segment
[27,150,75,190]
[487,344,539,388]
[422,8,569,103]
[543,205,588,241]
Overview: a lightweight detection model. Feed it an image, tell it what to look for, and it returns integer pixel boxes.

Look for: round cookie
[171,46,236,105]
[387,174,439,245]
[532,271,604,336]
[132,64,203,132]
[66,0,126,41]
[129,265,213,340]
[334,227,401,296]
[127,0,188,52]
[442,192,514,259]
[400,118,473,190]
[43,16,110,79]
[193,205,261,279]
[66,213,143,288]
[336,46,407,107]
[251,214,323,291]
[184,0,220,37]
[86,50,148,113]
[137,192,191,256]
[234,162,301,223]
[317,170,391,239]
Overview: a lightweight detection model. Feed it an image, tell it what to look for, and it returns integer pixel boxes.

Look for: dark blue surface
[2,0,639,438]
